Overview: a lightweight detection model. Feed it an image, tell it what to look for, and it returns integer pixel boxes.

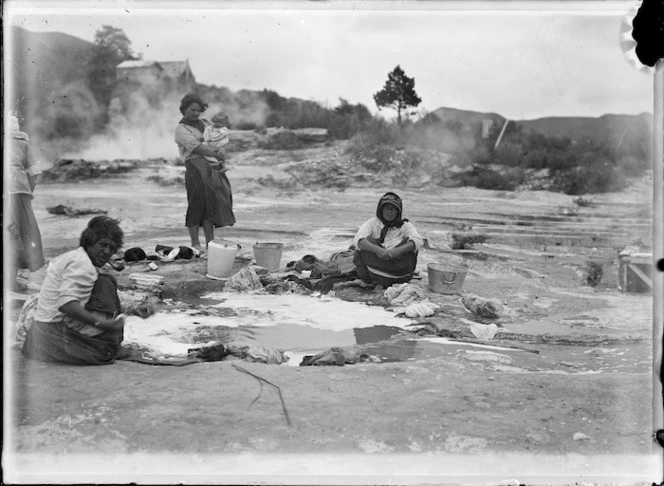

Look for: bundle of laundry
[122,245,199,263]
[462,293,504,319]
[402,300,439,318]
[299,347,377,366]
[384,283,425,306]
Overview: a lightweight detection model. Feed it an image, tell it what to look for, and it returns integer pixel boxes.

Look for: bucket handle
[441,272,458,284]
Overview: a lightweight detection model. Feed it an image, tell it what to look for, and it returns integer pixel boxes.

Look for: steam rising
[61,83,270,162]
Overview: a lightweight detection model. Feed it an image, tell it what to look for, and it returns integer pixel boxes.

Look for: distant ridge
[9,25,95,104]
[432,105,652,145]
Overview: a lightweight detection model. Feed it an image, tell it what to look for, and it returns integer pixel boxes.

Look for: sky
[4,1,656,121]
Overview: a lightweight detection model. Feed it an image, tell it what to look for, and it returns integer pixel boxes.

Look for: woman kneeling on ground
[352,192,424,287]
[22,216,152,365]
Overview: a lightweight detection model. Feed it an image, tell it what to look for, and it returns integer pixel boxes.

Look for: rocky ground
[3,131,661,484]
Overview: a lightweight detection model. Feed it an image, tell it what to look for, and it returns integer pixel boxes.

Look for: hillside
[431,106,505,127]
[432,104,651,147]
[9,25,95,109]
[519,112,652,146]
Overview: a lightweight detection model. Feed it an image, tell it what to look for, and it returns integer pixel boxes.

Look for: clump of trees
[87,25,141,126]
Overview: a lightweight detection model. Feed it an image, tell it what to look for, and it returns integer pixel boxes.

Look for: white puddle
[124,293,416,359]
[202,292,414,331]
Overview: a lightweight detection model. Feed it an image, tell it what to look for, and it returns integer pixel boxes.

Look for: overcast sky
[5,1,655,120]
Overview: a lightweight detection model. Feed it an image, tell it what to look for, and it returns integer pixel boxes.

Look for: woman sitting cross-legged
[22,216,153,365]
[352,192,424,287]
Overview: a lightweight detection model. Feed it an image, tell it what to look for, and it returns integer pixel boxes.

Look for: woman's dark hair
[79,216,124,250]
[179,93,208,115]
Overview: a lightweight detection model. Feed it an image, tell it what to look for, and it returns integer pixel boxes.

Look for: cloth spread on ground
[384,282,424,305]
[284,251,359,294]
[116,341,288,366]
[299,347,374,366]
[46,205,108,217]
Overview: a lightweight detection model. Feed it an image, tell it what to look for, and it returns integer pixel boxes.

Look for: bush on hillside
[452,165,525,191]
[551,164,627,195]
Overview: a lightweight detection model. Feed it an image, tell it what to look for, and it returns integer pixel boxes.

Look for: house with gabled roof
[116,59,195,88]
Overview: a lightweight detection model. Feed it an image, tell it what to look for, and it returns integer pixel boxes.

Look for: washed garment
[225,344,289,364]
[224,267,264,292]
[402,301,439,318]
[384,282,424,305]
[299,347,372,366]
[313,272,359,294]
[462,293,504,319]
[15,293,40,345]
[123,247,147,262]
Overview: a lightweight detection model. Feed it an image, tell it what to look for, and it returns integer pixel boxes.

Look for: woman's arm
[59,301,124,331]
[385,239,416,259]
[191,143,222,158]
[358,237,390,261]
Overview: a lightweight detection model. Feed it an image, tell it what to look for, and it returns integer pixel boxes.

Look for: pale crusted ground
[3,146,660,484]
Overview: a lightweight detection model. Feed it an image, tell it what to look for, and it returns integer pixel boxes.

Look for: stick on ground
[232,364,292,426]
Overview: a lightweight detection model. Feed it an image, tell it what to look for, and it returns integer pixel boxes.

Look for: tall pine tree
[373,65,422,125]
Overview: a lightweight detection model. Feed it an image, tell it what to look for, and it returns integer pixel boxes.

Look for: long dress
[175,121,235,228]
[6,131,45,271]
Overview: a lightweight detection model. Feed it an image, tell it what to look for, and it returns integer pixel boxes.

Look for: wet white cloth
[470,323,499,340]
[403,301,439,318]
[384,282,424,305]
[224,266,264,293]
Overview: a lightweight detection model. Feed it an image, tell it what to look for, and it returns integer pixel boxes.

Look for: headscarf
[376,192,409,243]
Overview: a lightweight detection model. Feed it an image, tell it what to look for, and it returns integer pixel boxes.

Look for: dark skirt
[353,237,418,287]
[185,156,235,228]
[22,320,124,365]
[22,273,124,365]
[8,193,45,271]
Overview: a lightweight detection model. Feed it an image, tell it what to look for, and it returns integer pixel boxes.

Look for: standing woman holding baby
[174,93,235,254]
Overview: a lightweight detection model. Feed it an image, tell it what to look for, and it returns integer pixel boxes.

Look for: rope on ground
[231,364,292,427]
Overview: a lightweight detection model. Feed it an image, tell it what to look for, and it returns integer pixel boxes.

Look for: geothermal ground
[3,133,660,484]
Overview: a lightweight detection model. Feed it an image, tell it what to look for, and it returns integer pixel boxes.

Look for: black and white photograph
[3,0,663,483]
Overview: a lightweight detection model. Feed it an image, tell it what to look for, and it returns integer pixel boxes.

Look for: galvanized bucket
[427,263,467,294]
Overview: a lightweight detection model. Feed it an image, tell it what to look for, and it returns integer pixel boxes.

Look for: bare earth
[3,138,661,484]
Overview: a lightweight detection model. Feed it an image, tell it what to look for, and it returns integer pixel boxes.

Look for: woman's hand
[214,148,227,162]
[127,303,155,319]
[96,314,125,332]
[376,247,392,261]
